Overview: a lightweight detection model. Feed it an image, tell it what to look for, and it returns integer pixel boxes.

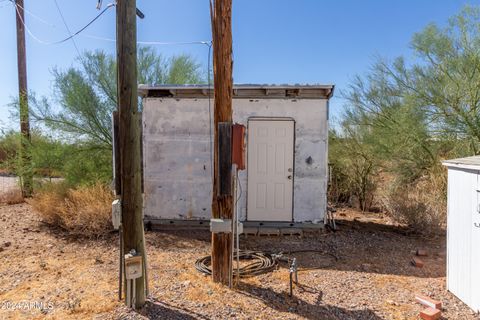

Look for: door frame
[246,117,296,222]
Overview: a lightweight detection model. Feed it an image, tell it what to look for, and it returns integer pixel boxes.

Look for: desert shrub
[329,156,378,212]
[0,131,19,165]
[61,146,112,186]
[0,130,68,178]
[329,7,480,232]
[30,181,114,237]
[329,129,379,212]
[0,189,24,205]
[0,129,113,187]
[381,165,447,232]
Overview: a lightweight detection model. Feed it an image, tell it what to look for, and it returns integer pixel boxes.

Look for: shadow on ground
[139,298,210,320]
[238,282,382,320]
[146,216,446,278]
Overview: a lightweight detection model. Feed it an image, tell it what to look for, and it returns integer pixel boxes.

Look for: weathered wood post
[15,0,32,197]
[210,0,234,285]
[116,0,146,308]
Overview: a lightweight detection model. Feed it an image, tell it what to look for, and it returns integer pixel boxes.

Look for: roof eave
[138,84,335,99]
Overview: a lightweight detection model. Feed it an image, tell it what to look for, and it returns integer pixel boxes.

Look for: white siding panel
[471,175,480,311]
[447,167,478,311]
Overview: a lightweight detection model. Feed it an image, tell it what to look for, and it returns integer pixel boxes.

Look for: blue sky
[0,0,474,132]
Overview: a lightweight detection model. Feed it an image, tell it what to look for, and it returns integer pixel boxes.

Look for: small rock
[386,299,399,306]
[4,241,11,247]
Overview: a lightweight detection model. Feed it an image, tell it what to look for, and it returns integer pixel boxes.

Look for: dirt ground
[0,203,478,320]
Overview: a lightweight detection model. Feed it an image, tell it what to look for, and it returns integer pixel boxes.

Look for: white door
[247,119,294,221]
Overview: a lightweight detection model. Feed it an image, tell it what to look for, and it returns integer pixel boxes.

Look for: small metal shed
[443,156,480,312]
[139,84,334,228]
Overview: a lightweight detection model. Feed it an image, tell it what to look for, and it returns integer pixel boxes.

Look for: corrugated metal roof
[138,84,334,99]
[443,156,480,170]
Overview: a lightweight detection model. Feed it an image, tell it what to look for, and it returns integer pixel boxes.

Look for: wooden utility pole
[210,0,234,285]
[116,0,146,308]
[15,0,32,197]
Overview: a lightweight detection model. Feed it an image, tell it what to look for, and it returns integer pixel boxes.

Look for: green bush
[0,131,112,187]
[62,146,112,186]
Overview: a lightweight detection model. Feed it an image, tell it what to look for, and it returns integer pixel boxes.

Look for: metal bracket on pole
[289,258,298,297]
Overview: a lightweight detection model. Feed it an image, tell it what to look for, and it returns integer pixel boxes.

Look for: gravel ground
[0,204,478,319]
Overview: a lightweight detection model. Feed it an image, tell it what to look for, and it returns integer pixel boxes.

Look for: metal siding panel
[142,97,329,223]
[472,174,480,311]
[233,99,328,222]
[447,168,476,309]
[142,98,212,220]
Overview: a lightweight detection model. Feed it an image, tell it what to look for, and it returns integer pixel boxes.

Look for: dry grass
[29,182,114,237]
[0,188,24,205]
[381,166,447,233]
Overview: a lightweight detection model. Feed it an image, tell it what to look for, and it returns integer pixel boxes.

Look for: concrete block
[257,228,280,236]
[243,227,258,236]
[280,228,303,236]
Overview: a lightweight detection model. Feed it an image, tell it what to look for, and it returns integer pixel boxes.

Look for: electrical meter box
[232,123,246,170]
[125,255,143,280]
[112,199,121,230]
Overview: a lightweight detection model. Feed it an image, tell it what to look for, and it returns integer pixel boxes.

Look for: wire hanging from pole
[207,42,214,187]
[53,0,81,58]
[12,0,56,27]
[8,0,212,49]
[10,0,115,45]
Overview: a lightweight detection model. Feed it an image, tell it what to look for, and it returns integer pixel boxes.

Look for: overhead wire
[52,0,81,58]
[81,33,211,46]
[207,42,214,187]
[9,0,212,49]
[10,0,115,45]
[7,0,54,26]
[10,0,215,175]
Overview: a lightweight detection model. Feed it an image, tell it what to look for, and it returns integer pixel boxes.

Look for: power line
[207,42,213,186]
[81,33,211,46]
[53,0,81,58]
[11,0,115,45]
[8,0,211,49]
[12,0,55,27]
[11,0,210,48]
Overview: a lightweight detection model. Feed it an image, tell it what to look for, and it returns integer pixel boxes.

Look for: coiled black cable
[195,250,277,278]
[195,249,338,277]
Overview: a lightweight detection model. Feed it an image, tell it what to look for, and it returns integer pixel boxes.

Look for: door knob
[287,175,292,180]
